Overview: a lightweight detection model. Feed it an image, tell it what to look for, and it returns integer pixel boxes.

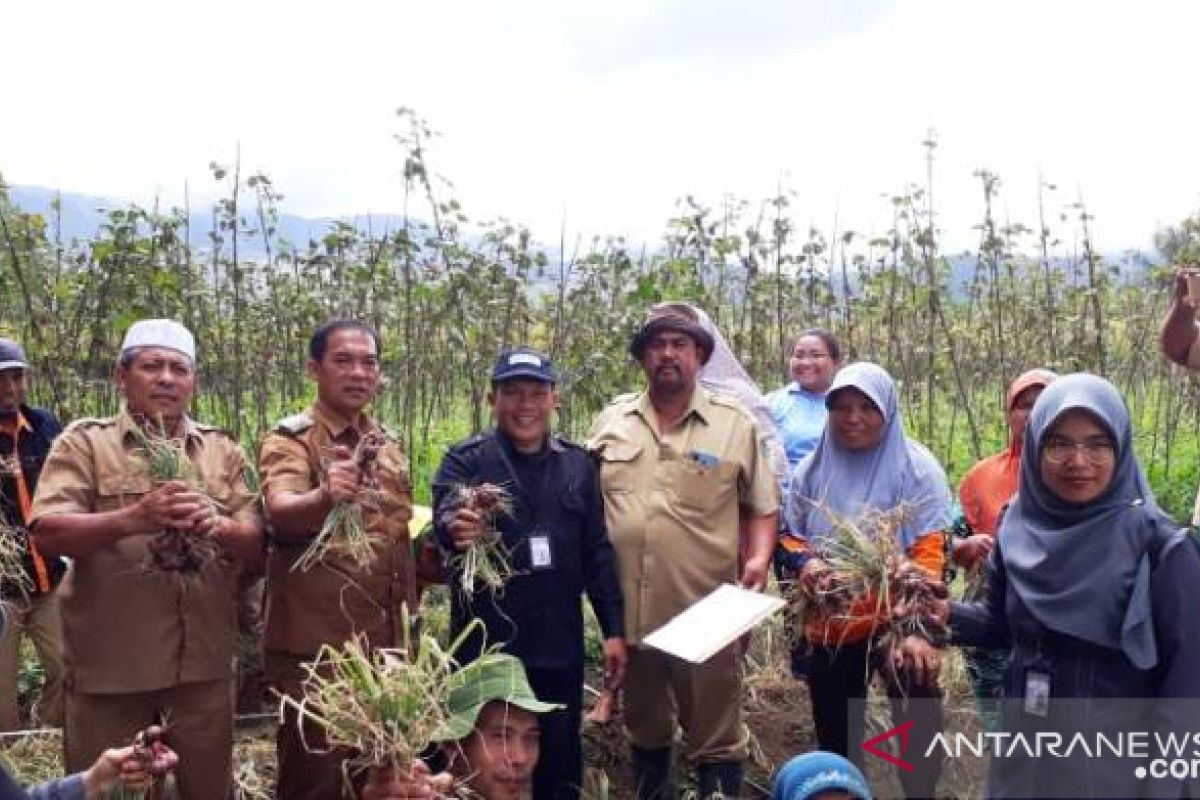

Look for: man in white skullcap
[29,319,264,800]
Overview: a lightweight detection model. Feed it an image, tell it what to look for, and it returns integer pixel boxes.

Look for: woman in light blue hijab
[780,362,951,800]
[948,373,1200,799]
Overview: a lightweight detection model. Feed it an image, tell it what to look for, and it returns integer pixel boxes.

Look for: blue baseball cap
[773,752,873,800]
[0,338,28,373]
[491,347,556,385]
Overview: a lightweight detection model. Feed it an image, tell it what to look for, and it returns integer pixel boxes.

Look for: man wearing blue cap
[433,346,626,800]
[0,336,66,732]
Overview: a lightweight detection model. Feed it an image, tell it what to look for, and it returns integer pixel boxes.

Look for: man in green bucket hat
[362,653,562,800]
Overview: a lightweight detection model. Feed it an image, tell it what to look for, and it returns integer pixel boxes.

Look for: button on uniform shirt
[29,412,259,694]
[588,388,779,643]
[766,383,828,495]
[258,404,415,657]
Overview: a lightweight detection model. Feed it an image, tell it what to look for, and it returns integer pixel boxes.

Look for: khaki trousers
[64,678,233,800]
[267,651,365,800]
[0,593,64,730]
[623,643,749,764]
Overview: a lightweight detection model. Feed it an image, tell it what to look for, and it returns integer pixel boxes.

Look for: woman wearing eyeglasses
[953,369,1056,729]
[767,329,843,494]
[767,329,844,680]
[937,373,1200,799]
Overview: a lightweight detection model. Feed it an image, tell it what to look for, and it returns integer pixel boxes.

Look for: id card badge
[1024,669,1052,717]
[529,533,554,571]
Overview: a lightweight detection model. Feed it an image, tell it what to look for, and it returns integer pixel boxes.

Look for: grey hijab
[1000,373,1181,669]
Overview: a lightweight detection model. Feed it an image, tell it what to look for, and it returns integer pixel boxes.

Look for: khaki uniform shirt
[30,413,259,694]
[588,387,779,643]
[258,404,415,659]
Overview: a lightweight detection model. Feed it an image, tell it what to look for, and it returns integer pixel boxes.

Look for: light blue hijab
[786,362,950,552]
[1000,373,1184,669]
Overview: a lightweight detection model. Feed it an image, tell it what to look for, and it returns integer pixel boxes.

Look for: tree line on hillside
[2,111,1198,513]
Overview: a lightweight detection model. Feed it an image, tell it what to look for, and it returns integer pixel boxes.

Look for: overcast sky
[3,0,1196,254]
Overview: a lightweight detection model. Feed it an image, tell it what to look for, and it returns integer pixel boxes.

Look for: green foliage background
[3,113,1200,519]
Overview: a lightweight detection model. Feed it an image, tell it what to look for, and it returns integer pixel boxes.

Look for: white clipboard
[642,583,785,663]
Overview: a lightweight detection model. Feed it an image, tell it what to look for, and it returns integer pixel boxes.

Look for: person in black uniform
[433,347,626,800]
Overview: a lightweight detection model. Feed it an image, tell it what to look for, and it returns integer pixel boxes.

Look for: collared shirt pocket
[96,473,154,513]
[594,438,642,494]
[668,457,738,513]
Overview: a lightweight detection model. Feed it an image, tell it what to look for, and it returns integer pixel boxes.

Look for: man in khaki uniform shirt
[30,319,263,800]
[589,303,779,800]
[259,319,434,800]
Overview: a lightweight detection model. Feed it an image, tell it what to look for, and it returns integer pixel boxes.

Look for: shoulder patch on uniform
[63,416,113,432]
[194,421,240,443]
[274,412,314,435]
[708,392,758,422]
[600,391,641,414]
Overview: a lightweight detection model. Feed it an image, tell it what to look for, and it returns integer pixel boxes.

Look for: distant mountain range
[6,184,1155,291]
[7,184,415,258]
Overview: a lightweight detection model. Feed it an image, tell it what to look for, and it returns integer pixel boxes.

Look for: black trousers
[808,641,944,800]
[525,664,584,800]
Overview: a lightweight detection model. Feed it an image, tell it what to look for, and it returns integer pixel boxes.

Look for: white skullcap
[120,319,196,363]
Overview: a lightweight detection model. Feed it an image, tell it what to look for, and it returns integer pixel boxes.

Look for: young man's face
[489,378,556,454]
[454,702,540,800]
[307,328,381,418]
[116,348,196,422]
[0,369,27,417]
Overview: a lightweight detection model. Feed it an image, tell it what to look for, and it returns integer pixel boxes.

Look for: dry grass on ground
[3,615,988,798]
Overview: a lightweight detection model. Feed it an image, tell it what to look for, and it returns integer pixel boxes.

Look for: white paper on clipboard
[642,583,785,663]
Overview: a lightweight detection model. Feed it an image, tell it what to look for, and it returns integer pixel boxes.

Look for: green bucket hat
[435,654,562,742]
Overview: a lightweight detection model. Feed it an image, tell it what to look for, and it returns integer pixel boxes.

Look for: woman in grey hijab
[945,373,1200,799]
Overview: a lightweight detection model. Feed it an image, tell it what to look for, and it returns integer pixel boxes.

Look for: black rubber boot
[631,746,675,800]
[696,760,743,799]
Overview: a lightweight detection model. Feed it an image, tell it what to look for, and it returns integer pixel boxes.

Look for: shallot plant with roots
[129,418,219,575]
[294,432,388,573]
[0,508,33,600]
[448,482,517,596]
[783,502,949,665]
[280,611,486,793]
[106,721,180,800]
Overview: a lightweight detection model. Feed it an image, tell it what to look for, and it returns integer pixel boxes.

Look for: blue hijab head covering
[773,751,873,800]
[1000,372,1183,669]
[787,362,950,551]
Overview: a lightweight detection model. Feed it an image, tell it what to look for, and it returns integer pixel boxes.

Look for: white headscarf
[692,306,788,480]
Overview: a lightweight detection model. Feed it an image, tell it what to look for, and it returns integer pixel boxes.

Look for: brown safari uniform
[588,388,778,764]
[258,404,416,800]
[30,412,259,800]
